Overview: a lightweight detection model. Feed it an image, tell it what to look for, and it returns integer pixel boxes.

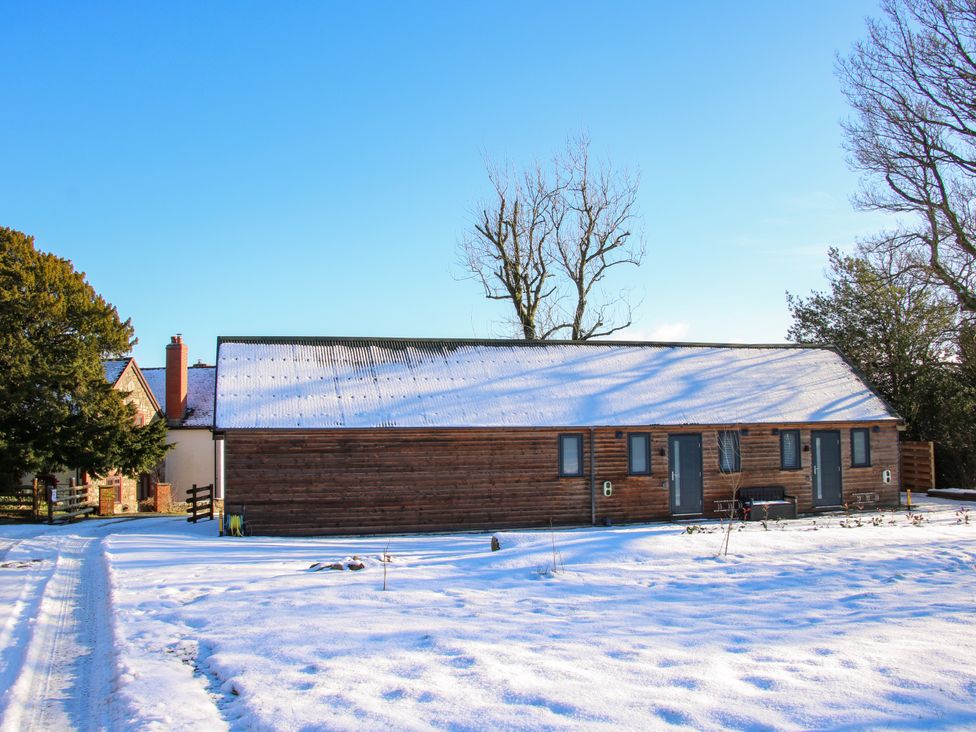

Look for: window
[628,433,651,475]
[559,434,584,476]
[718,430,740,472]
[851,428,871,467]
[780,429,800,470]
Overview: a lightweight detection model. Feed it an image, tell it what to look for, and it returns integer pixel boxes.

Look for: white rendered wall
[162,429,215,502]
[215,435,225,500]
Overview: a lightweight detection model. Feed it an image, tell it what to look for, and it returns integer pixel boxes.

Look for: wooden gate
[187,483,215,523]
[900,441,935,491]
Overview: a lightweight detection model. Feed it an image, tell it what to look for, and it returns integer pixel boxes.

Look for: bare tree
[839,0,976,313]
[554,137,644,339]
[460,165,563,339]
[461,138,644,340]
[717,428,744,558]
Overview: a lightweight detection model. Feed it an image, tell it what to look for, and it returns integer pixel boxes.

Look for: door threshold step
[811,505,845,511]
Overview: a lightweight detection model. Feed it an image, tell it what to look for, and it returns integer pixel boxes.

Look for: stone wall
[115,366,159,425]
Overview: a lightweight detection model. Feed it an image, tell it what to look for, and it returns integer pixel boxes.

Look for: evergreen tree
[787,248,976,486]
[924,324,976,486]
[0,227,169,488]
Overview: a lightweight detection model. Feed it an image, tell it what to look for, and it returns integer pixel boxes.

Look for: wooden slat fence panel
[900,441,935,491]
[187,483,215,523]
[48,484,95,524]
[0,482,41,521]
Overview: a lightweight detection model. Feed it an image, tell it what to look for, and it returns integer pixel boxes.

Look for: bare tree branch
[460,164,563,339]
[460,138,645,340]
[551,136,645,340]
[840,0,976,313]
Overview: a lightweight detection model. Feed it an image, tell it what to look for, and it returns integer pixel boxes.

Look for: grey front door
[811,430,843,507]
[669,434,703,515]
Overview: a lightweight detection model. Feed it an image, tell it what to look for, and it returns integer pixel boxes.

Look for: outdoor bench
[739,486,797,521]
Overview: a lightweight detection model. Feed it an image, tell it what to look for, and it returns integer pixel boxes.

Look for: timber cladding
[223,422,900,536]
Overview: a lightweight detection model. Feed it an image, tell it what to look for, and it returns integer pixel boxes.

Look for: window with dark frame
[780,429,800,470]
[558,434,584,477]
[628,433,651,475]
[718,430,740,472]
[851,428,871,467]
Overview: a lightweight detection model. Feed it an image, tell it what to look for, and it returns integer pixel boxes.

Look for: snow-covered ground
[0,497,974,731]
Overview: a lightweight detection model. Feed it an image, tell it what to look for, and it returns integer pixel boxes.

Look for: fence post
[208,485,214,521]
[32,479,39,521]
[47,484,55,525]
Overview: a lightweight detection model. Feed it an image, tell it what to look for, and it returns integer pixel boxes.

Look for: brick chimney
[165,334,188,424]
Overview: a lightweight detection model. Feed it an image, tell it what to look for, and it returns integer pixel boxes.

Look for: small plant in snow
[956,507,971,525]
[381,541,392,591]
[839,503,863,529]
[906,512,926,527]
[535,519,565,576]
[871,515,884,527]
[683,524,714,535]
[717,424,744,557]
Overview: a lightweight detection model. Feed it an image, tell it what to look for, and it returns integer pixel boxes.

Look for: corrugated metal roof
[214,337,898,430]
[142,366,216,428]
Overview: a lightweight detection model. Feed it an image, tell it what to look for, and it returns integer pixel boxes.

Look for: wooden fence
[48,484,95,524]
[187,483,215,523]
[0,481,41,521]
[900,441,935,491]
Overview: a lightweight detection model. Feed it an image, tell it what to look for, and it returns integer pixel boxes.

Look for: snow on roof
[142,366,216,428]
[214,337,898,430]
[102,358,131,385]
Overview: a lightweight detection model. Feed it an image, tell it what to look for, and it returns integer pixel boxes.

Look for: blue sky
[1,1,889,367]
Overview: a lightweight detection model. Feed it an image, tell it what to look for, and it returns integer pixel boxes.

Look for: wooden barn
[213,336,902,536]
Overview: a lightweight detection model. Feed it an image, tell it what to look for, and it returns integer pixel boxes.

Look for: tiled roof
[102,358,131,385]
[142,366,216,428]
[214,337,899,430]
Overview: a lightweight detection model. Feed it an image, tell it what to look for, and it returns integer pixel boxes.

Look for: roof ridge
[141,365,215,371]
[216,335,834,351]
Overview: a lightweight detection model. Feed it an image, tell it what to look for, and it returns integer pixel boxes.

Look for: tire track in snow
[0,535,117,732]
[0,539,58,712]
[0,539,20,563]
